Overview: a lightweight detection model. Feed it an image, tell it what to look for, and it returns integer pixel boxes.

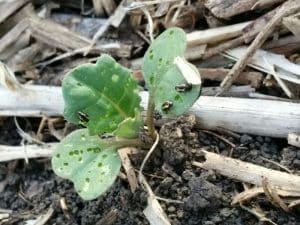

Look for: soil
[1,116,300,225]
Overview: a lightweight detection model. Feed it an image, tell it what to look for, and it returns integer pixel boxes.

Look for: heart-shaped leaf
[142,28,201,117]
[52,129,121,200]
[62,54,141,137]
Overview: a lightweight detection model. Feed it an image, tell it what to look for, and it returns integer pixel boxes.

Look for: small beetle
[175,83,192,93]
[161,101,173,112]
[77,111,89,123]
[154,110,162,119]
[99,134,115,139]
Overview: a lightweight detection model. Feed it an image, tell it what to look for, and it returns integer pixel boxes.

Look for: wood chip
[205,0,285,19]
[201,85,255,97]
[219,0,300,94]
[32,207,54,225]
[118,147,139,193]
[143,196,171,225]
[288,133,300,147]
[0,144,55,162]
[186,21,251,46]
[0,0,29,24]
[1,86,300,137]
[199,68,263,88]
[283,13,300,38]
[29,17,91,51]
[192,150,300,196]
[0,19,30,54]
[0,61,22,91]
[223,47,300,85]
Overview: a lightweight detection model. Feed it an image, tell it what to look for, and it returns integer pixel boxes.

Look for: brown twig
[146,93,157,140]
[192,150,300,196]
[84,0,126,55]
[32,207,54,225]
[232,187,264,205]
[288,133,300,147]
[262,178,290,212]
[118,148,139,193]
[202,130,236,156]
[202,36,244,59]
[59,197,71,219]
[202,130,236,148]
[260,156,293,173]
[239,204,278,225]
[218,0,300,95]
[288,199,300,209]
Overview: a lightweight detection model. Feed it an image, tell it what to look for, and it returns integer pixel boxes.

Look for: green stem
[102,138,150,149]
[146,94,157,140]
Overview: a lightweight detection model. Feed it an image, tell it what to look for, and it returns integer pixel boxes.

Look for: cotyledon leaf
[155,62,201,116]
[114,110,141,138]
[62,54,141,137]
[52,129,121,200]
[142,27,201,117]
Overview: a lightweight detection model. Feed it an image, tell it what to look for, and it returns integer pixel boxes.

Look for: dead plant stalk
[219,0,300,94]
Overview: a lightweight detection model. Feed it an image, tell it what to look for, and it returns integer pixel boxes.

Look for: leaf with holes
[52,129,121,200]
[62,54,142,138]
[142,27,201,117]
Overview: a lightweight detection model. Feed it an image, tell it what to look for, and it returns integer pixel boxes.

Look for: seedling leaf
[52,129,121,200]
[114,110,142,138]
[62,54,141,137]
[142,28,201,117]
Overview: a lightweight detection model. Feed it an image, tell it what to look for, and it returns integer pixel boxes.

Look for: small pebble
[264,137,271,143]
[260,145,269,153]
[256,136,264,143]
[160,177,174,189]
[293,159,300,169]
[167,206,176,213]
[240,135,252,144]
[296,150,300,159]
[211,216,222,223]
[203,221,215,225]
[220,208,232,217]
[255,141,260,147]
[182,170,195,181]
[249,143,255,149]
[177,210,184,218]
[218,142,226,150]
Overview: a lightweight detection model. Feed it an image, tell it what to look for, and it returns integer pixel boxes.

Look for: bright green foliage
[62,54,141,138]
[114,110,141,138]
[52,27,202,201]
[142,28,201,117]
[52,129,121,200]
[54,54,142,200]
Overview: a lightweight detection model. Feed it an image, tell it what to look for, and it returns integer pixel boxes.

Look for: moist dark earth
[0,117,300,225]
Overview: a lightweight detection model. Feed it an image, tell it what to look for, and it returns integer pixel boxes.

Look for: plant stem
[146,93,157,139]
[103,138,150,149]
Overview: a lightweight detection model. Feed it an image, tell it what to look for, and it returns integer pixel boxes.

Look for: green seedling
[52,129,121,200]
[52,27,201,200]
[143,28,201,116]
[142,27,201,138]
[62,55,142,138]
